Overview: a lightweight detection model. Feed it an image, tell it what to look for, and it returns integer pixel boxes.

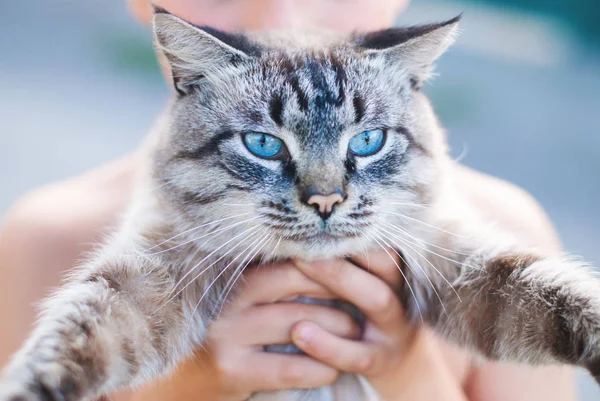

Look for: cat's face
[152,9,458,258]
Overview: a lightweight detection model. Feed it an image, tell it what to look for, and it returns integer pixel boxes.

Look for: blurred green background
[476,0,599,47]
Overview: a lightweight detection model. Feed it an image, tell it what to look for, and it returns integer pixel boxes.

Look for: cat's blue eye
[243,132,285,159]
[348,129,385,156]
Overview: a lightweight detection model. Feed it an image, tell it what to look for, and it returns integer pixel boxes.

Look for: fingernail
[294,325,315,345]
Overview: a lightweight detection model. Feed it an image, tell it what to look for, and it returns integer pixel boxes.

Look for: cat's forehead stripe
[305,58,345,108]
[269,94,284,127]
[270,54,349,127]
[353,94,365,124]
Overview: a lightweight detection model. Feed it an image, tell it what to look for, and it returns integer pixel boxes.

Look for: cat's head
[151,7,459,259]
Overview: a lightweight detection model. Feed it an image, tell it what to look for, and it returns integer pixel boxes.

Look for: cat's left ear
[357,16,461,89]
[152,7,261,95]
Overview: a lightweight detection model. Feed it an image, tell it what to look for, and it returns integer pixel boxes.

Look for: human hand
[129,261,360,401]
[292,250,469,401]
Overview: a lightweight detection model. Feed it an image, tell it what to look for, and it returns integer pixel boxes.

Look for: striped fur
[1,9,600,401]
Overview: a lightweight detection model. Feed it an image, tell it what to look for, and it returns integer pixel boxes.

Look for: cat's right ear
[357,16,461,89]
[152,7,261,95]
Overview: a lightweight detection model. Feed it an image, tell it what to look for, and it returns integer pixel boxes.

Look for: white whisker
[359,241,371,271]
[365,232,424,323]
[374,226,451,314]
[156,224,261,312]
[380,210,476,240]
[213,233,271,317]
[387,202,429,208]
[379,223,462,302]
[146,212,252,251]
[267,236,283,263]
[214,233,274,319]
[256,235,274,267]
[382,220,481,272]
[382,220,472,256]
[192,232,272,321]
[149,215,261,255]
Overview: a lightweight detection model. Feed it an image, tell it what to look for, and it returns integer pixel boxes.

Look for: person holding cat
[0,0,577,400]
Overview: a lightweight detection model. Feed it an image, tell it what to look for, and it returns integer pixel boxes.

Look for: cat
[1,6,600,401]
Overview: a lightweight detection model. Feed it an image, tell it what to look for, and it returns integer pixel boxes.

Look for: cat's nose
[301,187,345,220]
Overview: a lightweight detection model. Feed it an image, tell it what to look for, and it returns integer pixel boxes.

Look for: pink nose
[307,193,344,219]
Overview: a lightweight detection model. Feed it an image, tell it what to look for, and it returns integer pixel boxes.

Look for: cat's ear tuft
[152,8,261,95]
[358,15,461,88]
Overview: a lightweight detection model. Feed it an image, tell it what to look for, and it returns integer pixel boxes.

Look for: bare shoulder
[0,154,138,266]
[451,163,561,251]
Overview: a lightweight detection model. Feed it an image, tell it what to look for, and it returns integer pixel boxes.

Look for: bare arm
[0,156,136,367]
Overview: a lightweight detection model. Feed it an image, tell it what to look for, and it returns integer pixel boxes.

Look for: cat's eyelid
[240,130,279,139]
[340,127,386,146]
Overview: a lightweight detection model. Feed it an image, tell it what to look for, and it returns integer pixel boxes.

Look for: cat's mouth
[310,232,343,241]
[275,227,369,258]
[290,229,362,243]
[262,213,368,244]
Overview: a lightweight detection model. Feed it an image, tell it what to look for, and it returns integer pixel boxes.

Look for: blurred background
[0,0,598,398]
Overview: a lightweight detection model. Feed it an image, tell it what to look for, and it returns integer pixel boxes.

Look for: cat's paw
[0,377,74,401]
[0,363,84,401]
[0,381,42,401]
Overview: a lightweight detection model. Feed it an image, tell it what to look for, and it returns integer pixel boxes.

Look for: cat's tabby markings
[1,7,599,401]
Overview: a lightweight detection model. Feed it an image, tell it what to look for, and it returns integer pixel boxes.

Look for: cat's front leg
[0,252,187,401]
[424,246,600,383]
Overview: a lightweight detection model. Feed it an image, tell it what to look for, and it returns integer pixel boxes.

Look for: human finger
[229,262,334,310]
[239,302,360,346]
[293,258,404,330]
[291,320,379,375]
[348,247,404,292]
